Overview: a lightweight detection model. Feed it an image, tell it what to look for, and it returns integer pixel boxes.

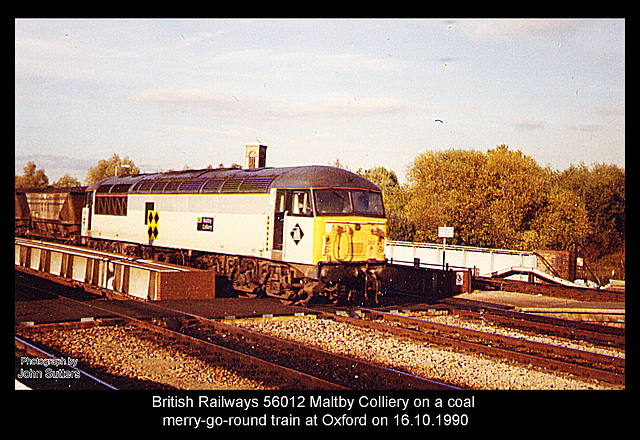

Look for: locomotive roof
[88,165,381,195]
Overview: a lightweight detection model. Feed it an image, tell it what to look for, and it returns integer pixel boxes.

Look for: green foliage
[402,145,597,251]
[53,173,82,187]
[405,148,488,244]
[15,161,49,189]
[85,153,140,186]
[355,145,623,266]
[356,166,415,241]
[531,188,590,251]
[554,162,625,258]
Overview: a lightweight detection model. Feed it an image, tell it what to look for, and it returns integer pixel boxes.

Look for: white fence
[386,240,537,279]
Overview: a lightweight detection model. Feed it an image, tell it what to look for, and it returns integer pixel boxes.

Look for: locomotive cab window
[291,190,312,216]
[275,190,312,216]
[314,189,352,215]
[314,189,384,217]
[352,190,384,217]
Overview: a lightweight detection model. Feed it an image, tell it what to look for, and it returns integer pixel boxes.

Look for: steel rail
[15,277,346,390]
[443,297,625,337]
[444,303,625,349]
[16,271,460,390]
[15,336,119,390]
[351,308,624,385]
[129,317,349,390]
[128,298,461,390]
[181,316,461,390]
[361,308,624,369]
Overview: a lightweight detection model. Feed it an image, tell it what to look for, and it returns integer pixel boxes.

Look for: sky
[15,18,625,184]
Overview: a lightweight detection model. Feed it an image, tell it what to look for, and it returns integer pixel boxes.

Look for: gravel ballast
[20,325,272,390]
[18,314,623,390]
[236,316,623,390]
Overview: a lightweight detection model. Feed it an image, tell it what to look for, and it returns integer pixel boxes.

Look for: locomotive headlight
[323,235,331,255]
[333,224,353,235]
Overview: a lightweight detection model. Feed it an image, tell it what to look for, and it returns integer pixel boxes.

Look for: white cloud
[567,123,602,132]
[132,88,425,120]
[512,117,545,130]
[15,37,69,55]
[207,48,407,74]
[594,103,625,117]
[132,88,228,105]
[473,19,581,41]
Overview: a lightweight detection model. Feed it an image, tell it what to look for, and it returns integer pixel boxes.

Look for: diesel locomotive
[16,144,388,304]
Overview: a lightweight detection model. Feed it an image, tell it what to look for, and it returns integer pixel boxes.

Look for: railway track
[343,308,624,386]
[15,335,118,390]
[16,268,624,390]
[15,270,458,390]
[473,275,625,303]
[441,297,625,349]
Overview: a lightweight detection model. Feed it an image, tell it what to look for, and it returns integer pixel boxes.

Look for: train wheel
[291,279,323,306]
[364,271,381,305]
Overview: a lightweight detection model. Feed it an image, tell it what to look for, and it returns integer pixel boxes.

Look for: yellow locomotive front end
[310,187,386,265]
[314,216,387,264]
[309,187,388,303]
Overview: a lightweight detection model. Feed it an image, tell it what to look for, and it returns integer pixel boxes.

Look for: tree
[406,148,489,245]
[531,188,590,251]
[357,166,414,241]
[554,163,625,259]
[553,163,625,283]
[85,153,140,186]
[53,173,82,187]
[479,145,550,249]
[15,161,49,189]
[404,145,574,250]
[329,158,350,170]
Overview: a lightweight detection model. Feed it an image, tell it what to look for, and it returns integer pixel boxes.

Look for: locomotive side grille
[130,181,143,192]
[178,178,207,193]
[96,184,113,194]
[220,177,245,193]
[134,181,155,193]
[201,177,226,193]
[94,195,128,216]
[128,175,275,194]
[151,180,169,192]
[164,180,181,192]
[110,183,132,194]
[239,176,276,193]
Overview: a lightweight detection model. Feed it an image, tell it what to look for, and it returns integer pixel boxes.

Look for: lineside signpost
[438,226,454,270]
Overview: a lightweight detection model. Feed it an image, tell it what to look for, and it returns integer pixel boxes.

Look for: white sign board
[438,226,454,239]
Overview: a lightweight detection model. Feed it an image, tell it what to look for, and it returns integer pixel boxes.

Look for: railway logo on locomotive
[147,210,159,240]
[290,223,304,245]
